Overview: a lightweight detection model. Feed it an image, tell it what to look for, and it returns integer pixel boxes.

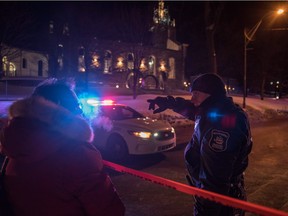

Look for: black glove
[147,95,176,114]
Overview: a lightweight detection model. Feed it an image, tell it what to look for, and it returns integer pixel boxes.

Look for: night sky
[1,1,288,81]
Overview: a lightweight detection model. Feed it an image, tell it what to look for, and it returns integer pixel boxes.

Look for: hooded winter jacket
[0,96,125,216]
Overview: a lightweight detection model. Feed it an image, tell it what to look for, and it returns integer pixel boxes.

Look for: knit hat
[32,78,83,115]
[190,73,226,96]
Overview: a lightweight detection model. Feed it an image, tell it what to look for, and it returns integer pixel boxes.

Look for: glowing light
[171,127,175,133]
[101,100,114,105]
[84,98,115,107]
[79,67,85,72]
[92,55,100,68]
[139,59,147,71]
[87,98,100,106]
[160,64,165,71]
[183,81,190,88]
[208,112,219,118]
[277,8,284,15]
[117,57,124,68]
[208,111,223,122]
[138,78,143,84]
[129,131,152,139]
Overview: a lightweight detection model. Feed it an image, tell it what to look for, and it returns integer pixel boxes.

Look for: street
[107,120,288,216]
[1,98,288,215]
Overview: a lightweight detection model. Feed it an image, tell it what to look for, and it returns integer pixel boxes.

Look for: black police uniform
[173,95,253,216]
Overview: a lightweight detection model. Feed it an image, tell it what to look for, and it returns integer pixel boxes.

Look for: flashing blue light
[87,98,100,106]
[207,111,223,121]
[78,93,101,119]
[77,92,115,121]
[208,112,219,118]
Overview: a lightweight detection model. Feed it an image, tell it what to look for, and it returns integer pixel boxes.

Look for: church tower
[151,1,176,48]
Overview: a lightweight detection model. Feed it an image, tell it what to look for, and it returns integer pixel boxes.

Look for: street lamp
[243,8,284,108]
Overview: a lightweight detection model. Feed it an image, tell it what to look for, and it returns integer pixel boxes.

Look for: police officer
[147,73,253,216]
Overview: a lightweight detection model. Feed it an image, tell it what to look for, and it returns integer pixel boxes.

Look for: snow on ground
[114,94,288,114]
[1,92,288,126]
[113,94,288,126]
[232,95,288,113]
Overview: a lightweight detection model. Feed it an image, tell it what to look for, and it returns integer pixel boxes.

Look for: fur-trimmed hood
[1,96,94,162]
[8,96,94,142]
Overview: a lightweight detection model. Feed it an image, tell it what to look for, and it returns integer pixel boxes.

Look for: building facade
[76,1,189,90]
[78,37,188,89]
[1,1,188,90]
[1,44,49,78]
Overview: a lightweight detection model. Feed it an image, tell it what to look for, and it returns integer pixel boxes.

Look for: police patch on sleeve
[208,129,230,152]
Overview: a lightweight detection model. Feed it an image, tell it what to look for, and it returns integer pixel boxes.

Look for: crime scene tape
[103,160,288,216]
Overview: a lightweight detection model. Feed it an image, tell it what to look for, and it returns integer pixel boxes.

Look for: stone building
[0,44,49,78]
[80,37,188,90]
[76,1,189,90]
[1,1,189,91]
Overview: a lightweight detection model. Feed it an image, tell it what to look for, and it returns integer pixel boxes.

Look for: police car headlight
[128,131,152,139]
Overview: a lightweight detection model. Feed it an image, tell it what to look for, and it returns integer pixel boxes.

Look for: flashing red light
[86,98,115,106]
[101,99,114,105]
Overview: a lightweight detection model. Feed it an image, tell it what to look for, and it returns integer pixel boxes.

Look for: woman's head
[32,78,82,115]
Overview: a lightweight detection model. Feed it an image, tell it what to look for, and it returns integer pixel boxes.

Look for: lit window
[127,53,134,70]
[104,50,112,74]
[139,59,147,72]
[92,54,100,68]
[117,57,124,69]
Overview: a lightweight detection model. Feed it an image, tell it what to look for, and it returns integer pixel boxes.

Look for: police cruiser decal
[208,129,230,152]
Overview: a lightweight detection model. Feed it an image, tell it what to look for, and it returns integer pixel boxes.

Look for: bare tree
[204,2,224,74]
[111,2,154,99]
[0,2,38,77]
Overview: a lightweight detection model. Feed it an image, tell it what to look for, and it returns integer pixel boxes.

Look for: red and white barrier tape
[103,160,288,216]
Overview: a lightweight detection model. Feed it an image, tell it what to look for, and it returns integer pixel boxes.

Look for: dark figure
[147,73,253,216]
[0,78,125,216]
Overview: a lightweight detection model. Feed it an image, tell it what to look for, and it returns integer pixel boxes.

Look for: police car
[79,98,176,162]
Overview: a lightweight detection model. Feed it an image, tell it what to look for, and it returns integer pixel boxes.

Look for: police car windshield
[100,105,144,120]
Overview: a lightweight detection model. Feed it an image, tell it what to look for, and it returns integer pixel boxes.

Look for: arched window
[127,53,134,70]
[38,60,43,76]
[22,58,27,69]
[169,57,175,79]
[116,56,124,71]
[148,56,156,76]
[91,53,101,69]
[2,57,16,77]
[104,50,112,74]
[139,58,147,72]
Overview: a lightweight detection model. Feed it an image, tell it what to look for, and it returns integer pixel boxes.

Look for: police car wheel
[106,135,129,162]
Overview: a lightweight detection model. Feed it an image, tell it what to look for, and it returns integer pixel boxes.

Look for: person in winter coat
[0,78,125,216]
[147,73,253,216]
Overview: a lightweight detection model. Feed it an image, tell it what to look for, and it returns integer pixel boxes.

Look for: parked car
[79,98,176,162]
